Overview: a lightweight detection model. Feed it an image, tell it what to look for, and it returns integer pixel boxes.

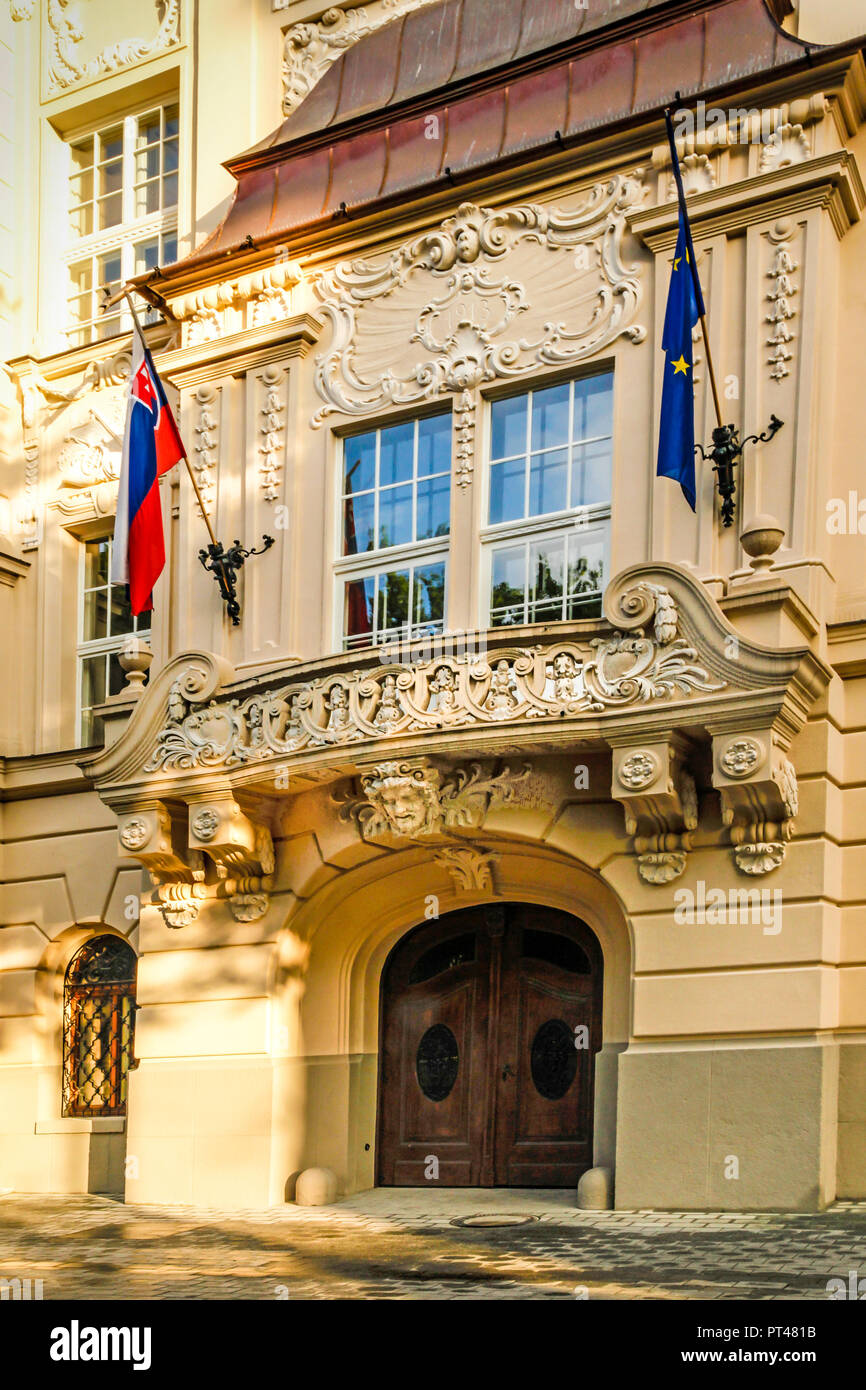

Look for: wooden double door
[377,904,603,1187]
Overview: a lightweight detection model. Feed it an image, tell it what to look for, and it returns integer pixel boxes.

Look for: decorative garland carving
[766,227,798,382]
[312,183,646,424]
[193,385,219,508]
[46,0,181,96]
[143,584,724,773]
[258,367,286,502]
[454,389,475,489]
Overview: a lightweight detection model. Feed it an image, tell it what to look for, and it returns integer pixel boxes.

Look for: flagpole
[664,104,724,431]
[101,280,275,623]
[117,288,220,550]
[662,99,784,527]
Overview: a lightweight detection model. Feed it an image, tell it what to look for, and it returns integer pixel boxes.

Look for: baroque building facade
[1,0,866,1209]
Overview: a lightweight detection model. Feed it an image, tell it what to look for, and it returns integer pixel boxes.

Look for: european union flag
[657,208,702,510]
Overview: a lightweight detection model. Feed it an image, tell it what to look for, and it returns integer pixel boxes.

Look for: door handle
[501,1062,515,1081]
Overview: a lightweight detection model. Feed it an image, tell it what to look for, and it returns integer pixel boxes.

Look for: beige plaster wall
[0,768,141,1193]
[1,1,865,1210]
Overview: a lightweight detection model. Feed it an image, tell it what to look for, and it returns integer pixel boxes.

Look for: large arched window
[62,936,137,1118]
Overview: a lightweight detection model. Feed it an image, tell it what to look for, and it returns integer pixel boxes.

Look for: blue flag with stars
[657,208,701,510]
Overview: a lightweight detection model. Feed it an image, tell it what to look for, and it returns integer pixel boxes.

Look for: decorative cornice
[630,150,866,247]
[0,539,30,588]
[155,312,321,389]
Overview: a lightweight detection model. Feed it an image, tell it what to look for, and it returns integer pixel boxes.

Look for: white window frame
[76,537,150,746]
[480,373,613,629]
[333,412,452,653]
[64,101,179,348]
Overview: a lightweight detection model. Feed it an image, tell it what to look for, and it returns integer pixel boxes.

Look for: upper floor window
[63,936,137,1118]
[78,537,150,746]
[66,103,179,347]
[337,413,451,651]
[483,373,613,627]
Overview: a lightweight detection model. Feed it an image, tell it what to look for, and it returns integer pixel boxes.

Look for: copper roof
[243,0,687,154]
[177,0,822,269]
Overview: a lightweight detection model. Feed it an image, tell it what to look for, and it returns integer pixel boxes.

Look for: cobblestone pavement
[2,1189,866,1300]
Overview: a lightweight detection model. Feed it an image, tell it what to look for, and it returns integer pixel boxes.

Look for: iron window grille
[62,936,137,1118]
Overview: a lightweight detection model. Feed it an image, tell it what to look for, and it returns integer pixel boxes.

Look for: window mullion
[567,379,574,510]
[122,114,135,226]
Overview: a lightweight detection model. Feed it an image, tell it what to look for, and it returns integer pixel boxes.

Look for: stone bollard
[576,1166,613,1210]
[294,1166,338,1207]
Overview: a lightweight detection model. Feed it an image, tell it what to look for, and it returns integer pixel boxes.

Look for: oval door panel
[416,1024,459,1101]
[530,1019,578,1100]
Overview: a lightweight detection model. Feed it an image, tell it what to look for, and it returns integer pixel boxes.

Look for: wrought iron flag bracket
[198,536,275,626]
[695,416,784,528]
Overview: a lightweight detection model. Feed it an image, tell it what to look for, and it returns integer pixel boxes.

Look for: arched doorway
[376,903,603,1187]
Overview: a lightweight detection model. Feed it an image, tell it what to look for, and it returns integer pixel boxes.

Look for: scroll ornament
[312,182,646,423]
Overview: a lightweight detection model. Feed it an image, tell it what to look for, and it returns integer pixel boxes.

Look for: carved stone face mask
[377,781,430,835]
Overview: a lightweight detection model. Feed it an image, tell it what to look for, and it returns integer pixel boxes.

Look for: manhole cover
[451,1214,538,1228]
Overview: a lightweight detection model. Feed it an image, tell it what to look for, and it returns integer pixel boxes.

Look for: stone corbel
[187,795,275,922]
[611,739,698,883]
[117,802,207,928]
[711,730,798,875]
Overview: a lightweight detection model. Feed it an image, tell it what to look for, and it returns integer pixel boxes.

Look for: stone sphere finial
[740,514,785,572]
[118,637,153,691]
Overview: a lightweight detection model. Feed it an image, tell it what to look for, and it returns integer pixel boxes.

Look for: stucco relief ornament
[46,0,181,95]
[120,817,150,851]
[190,809,220,842]
[229,894,269,923]
[619,752,658,790]
[435,846,498,892]
[278,0,441,116]
[765,232,798,382]
[721,754,798,876]
[634,771,698,884]
[340,760,544,842]
[312,181,646,424]
[759,122,810,173]
[638,851,687,884]
[144,585,723,773]
[57,401,126,488]
[721,738,763,777]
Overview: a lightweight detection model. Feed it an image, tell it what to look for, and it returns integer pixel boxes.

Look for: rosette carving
[713,732,799,875]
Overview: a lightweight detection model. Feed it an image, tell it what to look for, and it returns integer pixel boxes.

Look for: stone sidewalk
[2,1188,866,1300]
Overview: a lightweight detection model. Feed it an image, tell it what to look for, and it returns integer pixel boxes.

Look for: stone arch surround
[281,839,633,1196]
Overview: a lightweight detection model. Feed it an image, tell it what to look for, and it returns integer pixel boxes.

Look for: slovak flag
[111,325,184,614]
